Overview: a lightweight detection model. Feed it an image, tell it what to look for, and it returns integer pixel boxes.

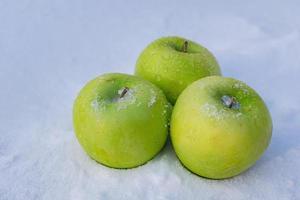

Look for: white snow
[1,0,300,200]
[116,87,136,110]
[91,99,106,112]
[148,89,157,107]
[201,103,227,120]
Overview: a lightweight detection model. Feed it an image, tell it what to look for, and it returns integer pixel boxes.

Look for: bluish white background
[0,0,299,199]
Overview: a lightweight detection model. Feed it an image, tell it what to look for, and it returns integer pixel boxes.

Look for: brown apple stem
[120,87,129,98]
[229,97,235,108]
[182,40,188,53]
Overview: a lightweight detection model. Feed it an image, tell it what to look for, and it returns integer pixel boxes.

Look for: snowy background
[1,0,300,199]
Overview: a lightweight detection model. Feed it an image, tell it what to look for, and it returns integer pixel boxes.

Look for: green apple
[170,76,272,179]
[73,73,171,168]
[135,36,221,104]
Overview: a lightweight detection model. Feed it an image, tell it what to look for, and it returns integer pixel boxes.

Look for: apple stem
[221,95,240,109]
[182,40,188,53]
[120,87,129,98]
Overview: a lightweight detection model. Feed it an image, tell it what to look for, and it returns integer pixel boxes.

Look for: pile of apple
[73,36,272,179]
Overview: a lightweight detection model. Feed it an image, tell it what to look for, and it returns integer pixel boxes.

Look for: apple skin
[135,36,221,104]
[170,76,272,179]
[73,73,171,169]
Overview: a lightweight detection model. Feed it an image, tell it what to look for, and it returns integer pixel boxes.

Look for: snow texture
[148,89,157,107]
[0,0,300,199]
[116,87,136,110]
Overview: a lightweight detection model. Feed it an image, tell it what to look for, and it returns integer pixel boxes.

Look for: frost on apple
[148,96,156,107]
[91,99,99,110]
[116,87,137,110]
[162,103,171,117]
[235,112,242,118]
[90,87,138,111]
[200,102,243,121]
[232,82,250,95]
[200,103,227,120]
[148,89,157,107]
[91,98,106,111]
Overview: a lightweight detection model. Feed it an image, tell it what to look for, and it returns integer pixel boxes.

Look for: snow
[201,103,227,120]
[116,87,136,110]
[148,89,157,107]
[91,99,106,112]
[1,0,300,199]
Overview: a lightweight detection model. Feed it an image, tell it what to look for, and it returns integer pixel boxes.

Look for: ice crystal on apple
[117,87,137,110]
[148,89,157,107]
[200,103,227,120]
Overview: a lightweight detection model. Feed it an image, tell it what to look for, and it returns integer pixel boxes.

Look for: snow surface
[1,0,300,199]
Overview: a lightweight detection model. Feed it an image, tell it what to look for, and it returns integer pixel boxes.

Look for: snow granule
[200,103,227,120]
[91,98,106,111]
[148,89,157,107]
[232,82,250,95]
[116,87,136,110]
